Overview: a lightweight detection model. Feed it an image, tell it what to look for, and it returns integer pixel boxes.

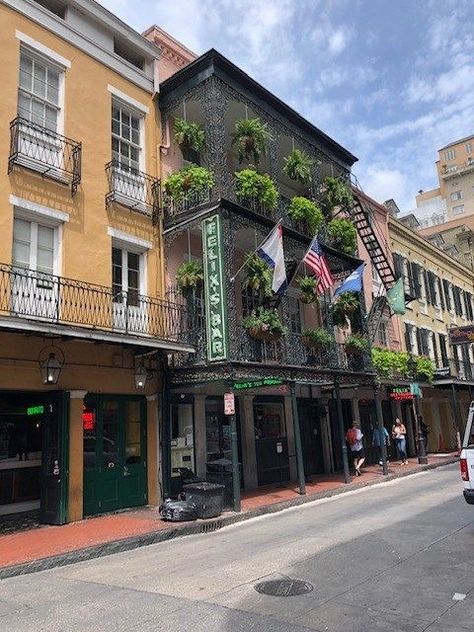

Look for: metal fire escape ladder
[348,186,398,344]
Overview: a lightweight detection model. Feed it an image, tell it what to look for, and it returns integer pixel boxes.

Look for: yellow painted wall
[0,4,165,297]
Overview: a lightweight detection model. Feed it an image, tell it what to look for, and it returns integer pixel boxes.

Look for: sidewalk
[0,453,458,579]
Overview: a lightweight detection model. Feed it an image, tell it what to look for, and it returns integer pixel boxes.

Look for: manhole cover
[254,579,313,597]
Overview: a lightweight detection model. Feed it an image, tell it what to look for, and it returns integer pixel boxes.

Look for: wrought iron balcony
[8,117,81,195]
[0,263,187,343]
[162,188,211,218]
[105,160,161,221]
[433,358,474,381]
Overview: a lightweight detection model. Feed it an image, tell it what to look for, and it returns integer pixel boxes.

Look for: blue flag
[334,263,365,296]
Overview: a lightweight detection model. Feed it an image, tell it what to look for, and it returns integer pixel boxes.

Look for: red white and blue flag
[257,222,287,295]
[303,237,334,293]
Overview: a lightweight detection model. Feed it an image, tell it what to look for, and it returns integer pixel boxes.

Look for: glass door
[12,218,58,320]
[112,247,145,333]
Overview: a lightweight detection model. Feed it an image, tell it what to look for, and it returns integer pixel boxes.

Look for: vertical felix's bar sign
[202,214,228,361]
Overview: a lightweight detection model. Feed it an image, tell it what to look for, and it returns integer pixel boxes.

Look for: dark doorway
[0,390,69,525]
[298,400,325,477]
[253,397,289,486]
[329,398,353,472]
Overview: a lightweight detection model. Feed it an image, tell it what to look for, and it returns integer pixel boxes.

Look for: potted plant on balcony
[344,333,369,355]
[164,166,215,202]
[176,261,204,295]
[319,176,354,218]
[288,197,324,235]
[330,292,359,328]
[243,307,287,342]
[242,252,273,297]
[234,168,279,211]
[232,118,273,165]
[174,118,205,153]
[326,218,357,255]
[301,327,334,350]
[297,275,318,304]
[283,149,315,184]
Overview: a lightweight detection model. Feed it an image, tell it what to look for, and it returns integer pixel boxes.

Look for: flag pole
[230,219,283,283]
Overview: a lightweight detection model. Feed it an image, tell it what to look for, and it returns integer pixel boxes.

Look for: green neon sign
[27,405,45,416]
[233,378,284,390]
[202,214,228,362]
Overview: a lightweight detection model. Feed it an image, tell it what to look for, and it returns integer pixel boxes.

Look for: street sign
[202,214,228,362]
[449,325,474,345]
[233,378,284,390]
[388,386,413,401]
[224,392,235,416]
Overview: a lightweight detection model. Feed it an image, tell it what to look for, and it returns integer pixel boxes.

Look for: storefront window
[83,402,97,470]
[125,400,141,464]
[171,397,194,477]
[254,401,286,439]
[206,398,231,461]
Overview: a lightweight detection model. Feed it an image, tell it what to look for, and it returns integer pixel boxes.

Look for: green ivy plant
[232,118,273,165]
[174,118,205,153]
[326,218,358,255]
[283,149,314,184]
[296,275,318,303]
[416,356,435,381]
[330,292,359,328]
[301,327,334,350]
[344,333,369,355]
[234,169,279,211]
[164,166,215,201]
[243,307,287,341]
[242,252,273,297]
[176,261,204,294]
[319,176,354,218]
[371,348,409,379]
[288,197,324,235]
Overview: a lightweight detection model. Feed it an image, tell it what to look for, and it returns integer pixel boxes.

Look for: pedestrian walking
[372,425,390,466]
[346,421,365,476]
[392,418,408,464]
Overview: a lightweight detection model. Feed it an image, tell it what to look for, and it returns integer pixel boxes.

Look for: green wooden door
[83,395,147,516]
[40,391,69,525]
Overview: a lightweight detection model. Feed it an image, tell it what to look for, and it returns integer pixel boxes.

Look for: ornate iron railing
[8,117,81,195]
[0,263,188,342]
[162,188,212,217]
[105,160,161,221]
[433,358,474,381]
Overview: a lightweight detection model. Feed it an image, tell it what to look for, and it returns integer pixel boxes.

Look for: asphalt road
[1,464,474,632]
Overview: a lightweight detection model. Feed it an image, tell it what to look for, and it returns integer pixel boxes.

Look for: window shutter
[439,334,448,366]
[393,253,403,278]
[428,272,437,307]
[404,324,411,351]
[432,332,439,366]
[424,270,431,304]
[438,277,445,311]
[415,327,423,356]
[443,280,451,311]
[412,264,421,298]
[464,291,473,321]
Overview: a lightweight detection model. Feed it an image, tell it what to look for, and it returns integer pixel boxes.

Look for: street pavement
[1,463,473,632]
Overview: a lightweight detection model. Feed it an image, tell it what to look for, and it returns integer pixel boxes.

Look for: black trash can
[183,481,225,519]
[206,459,239,509]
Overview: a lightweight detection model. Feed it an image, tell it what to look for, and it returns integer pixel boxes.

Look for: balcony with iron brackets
[105,160,161,223]
[8,117,81,196]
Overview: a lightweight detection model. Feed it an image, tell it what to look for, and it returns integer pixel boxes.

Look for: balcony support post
[290,381,306,495]
[334,379,351,484]
[373,384,389,475]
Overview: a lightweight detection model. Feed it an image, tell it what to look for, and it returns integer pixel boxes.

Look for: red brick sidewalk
[0,453,457,574]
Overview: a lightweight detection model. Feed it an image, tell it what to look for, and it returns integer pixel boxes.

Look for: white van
[460,401,474,504]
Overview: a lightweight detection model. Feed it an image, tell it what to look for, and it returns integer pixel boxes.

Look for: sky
[102,0,474,211]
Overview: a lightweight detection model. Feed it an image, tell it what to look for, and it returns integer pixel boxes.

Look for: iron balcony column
[334,379,351,484]
[290,381,306,495]
[374,384,388,475]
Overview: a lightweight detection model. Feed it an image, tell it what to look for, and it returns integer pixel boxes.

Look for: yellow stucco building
[0,0,191,524]
[389,213,474,453]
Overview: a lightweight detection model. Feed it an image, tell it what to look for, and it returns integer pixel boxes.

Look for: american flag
[303,237,334,293]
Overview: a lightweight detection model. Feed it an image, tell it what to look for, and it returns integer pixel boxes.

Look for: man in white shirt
[346,422,365,476]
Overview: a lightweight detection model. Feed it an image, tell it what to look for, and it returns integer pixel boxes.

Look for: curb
[0,458,458,580]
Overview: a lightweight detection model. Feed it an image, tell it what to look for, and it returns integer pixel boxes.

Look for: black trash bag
[159,498,198,522]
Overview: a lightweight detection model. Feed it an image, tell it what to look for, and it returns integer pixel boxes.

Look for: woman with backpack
[345,422,365,476]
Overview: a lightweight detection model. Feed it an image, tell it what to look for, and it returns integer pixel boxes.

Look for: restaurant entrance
[0,390,69,525]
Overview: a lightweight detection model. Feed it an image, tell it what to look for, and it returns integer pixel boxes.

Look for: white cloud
[355,166,410,208]
[328,28,350,55]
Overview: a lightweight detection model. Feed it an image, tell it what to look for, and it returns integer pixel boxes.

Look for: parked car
[460,401,474,504]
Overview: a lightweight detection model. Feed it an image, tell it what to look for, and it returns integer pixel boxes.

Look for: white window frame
[18,44,66,135]
[445,149,456,161]
[111,97,145,173]
[13,217,59,275]
[450,190,463,201]
[466,143,472,155]
[453,204,465,216]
